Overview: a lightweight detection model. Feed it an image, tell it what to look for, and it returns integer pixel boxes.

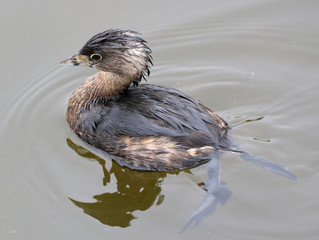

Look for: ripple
[0,61,100,210]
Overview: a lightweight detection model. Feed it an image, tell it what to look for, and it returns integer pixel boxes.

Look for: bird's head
[61,29,152,85]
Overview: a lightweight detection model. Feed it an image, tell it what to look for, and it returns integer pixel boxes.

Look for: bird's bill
[60,54,92,67]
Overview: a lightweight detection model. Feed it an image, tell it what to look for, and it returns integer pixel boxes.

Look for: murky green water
[1,0,318,239]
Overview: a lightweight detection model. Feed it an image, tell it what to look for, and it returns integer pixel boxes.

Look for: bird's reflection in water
[66,135,296,231]
[67,138,167,227]
[66,138,233,231]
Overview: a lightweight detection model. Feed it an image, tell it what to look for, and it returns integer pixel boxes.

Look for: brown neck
[83,71,132,100]
[90,71,133,100]
[68,71,133,111]
[90,72,132,100]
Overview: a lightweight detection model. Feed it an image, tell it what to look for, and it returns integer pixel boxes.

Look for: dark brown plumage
[60,29,234,171]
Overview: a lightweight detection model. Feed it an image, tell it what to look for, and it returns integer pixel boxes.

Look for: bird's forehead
[79,43,126,56]
[78,30,148,57]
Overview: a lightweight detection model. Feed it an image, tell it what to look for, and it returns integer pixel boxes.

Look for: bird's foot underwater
[181,157,232,233]
[181,146,298,233]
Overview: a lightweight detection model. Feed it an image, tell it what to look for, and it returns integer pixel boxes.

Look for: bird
[60,29,297,179]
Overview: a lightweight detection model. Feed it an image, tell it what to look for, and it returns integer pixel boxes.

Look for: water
[1,0,318,239]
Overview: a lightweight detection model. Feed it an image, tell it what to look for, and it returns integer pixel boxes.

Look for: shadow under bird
[60,29,297,230]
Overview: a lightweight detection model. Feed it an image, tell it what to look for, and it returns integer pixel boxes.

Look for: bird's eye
[90,53,102,61]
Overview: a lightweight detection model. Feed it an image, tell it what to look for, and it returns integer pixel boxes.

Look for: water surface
[1,0,318,239]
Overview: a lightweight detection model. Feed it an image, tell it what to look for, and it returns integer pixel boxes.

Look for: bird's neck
[91,71,133,99]
[83,71,132,101]
[68,71,133,112]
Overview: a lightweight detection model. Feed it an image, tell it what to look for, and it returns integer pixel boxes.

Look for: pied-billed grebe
[60,29,296,178]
